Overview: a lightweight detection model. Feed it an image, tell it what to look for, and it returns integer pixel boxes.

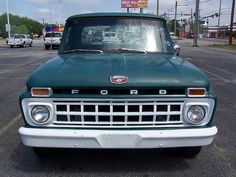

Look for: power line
[202,7,236,17]
[163,0,213,17]
[178,0,213,7]
[221,13,236,15]
[202,9,218,16]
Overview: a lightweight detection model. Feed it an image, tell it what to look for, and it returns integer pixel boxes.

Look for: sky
[0,0,235,26]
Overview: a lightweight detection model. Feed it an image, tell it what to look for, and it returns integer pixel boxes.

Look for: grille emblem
[110,75,128,84]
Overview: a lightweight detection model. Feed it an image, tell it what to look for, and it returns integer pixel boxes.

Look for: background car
[187,32,195,39]
[5,34,15,45]
[44,32,62,50]
[103,32,119,43]
[8,34,33,48]
[170,32,178,42]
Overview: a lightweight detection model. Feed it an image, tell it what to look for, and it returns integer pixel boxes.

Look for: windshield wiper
[62,49,103,54]
[109,48,147,54]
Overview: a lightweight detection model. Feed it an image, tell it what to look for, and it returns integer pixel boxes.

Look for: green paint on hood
[26,53,210,89]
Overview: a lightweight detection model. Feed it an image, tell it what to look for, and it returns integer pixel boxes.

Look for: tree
[168,19,180,32]
[189,21,205,34]
[0,13,43,38]
[18,25,29,34]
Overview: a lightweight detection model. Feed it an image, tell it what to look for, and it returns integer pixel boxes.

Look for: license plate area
[98,134,140,148]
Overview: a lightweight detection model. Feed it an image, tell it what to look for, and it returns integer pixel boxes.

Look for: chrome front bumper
[19,126,217,149]
[44,42,60,46]
[8,42,23,45]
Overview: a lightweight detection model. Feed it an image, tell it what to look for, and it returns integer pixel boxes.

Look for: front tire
[33,147,51,157]
[45,45,50,50]
[177,147,202,158]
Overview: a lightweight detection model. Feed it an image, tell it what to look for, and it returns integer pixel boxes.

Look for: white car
[103,32,120,43]
[5,34,15,45]
[8,34,33,48]
[170,32,178,42]
[44,32,62,50]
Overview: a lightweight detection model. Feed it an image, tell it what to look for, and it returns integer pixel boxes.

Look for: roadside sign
[5,24,11,32]
[137,0,148,8]
[121,0,148,8]
[45,26,64,32]
[121,0,138,8]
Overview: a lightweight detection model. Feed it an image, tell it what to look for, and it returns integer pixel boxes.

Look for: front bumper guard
[19,126,217,149]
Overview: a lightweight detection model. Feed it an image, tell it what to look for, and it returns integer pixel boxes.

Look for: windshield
[14,35,21,39]
[60,17,173,54]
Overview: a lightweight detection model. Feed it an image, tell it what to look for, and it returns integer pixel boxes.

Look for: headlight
[31,105,50,124]
[187,105,205,124]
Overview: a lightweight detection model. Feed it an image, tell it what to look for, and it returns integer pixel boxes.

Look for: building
[203,23,236,38]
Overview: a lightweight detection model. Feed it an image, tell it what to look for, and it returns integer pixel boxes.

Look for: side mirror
[174,44,180,56]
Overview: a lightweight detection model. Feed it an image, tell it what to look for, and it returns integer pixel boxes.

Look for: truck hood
[27,53,210,89]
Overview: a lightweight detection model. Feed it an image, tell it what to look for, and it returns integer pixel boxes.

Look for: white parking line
[0,78,27,80]
[0,64,22,65]
[184,58,192,61]
[0,114,21,137]
[201,68,236,85]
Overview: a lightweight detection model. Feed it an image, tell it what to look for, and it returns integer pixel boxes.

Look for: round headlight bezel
[187,105,206,125]
[31,105,50,124]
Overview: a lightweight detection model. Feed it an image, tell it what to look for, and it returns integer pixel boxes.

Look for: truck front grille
[53,99,184,128]
[53,88,185,96]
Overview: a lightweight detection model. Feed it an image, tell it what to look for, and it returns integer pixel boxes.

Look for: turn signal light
[31,88,52,97]
[188,88,206,97]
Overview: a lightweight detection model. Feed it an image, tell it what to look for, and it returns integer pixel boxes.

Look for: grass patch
[209,44,236,51]
[0,37,5,43]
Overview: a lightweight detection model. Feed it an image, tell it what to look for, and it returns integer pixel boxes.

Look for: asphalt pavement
[0,39,236,177]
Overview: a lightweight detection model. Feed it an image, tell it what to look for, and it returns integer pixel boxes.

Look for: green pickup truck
[18,13,217,157]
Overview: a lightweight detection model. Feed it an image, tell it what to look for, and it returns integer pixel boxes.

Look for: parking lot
[0,39,235,177]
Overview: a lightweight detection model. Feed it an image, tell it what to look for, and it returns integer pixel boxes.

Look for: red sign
[137,0,148,8]
[121,0,138,8]
[121,0,148,8]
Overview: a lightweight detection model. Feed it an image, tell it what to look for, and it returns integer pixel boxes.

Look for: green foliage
[167,19,180,32]
[11,24,29,34]
[189,21,206,34]
[0,13,43,38]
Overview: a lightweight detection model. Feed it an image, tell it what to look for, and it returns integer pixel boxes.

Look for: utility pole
[140,8,143,14]
[198,9,201,37]
[58,0,62,29]
[157,0,160,15]
[5,0,11,38]
[191,8,193,32]
[174,1,177,36]
[193,0,200,47]
[42,18,45,26]
[50,7,53,51]
[207,18,209,38]
[229,0,235,45]
[217,0,222,38]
